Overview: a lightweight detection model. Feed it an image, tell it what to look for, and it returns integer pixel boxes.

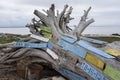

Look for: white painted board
[46,48,59,59]
[30,34,49,42]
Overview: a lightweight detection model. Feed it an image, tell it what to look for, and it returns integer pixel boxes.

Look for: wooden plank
[52,45,78,64]
[47,41,54,49]
[58,40,87,58]
[77,40,115,58]
[105,49,120,56]
[46,48,59,59]
[40,26,52,33]
[30,34,49,42]
[104,65,120,80]
[56,66,86,80]
[14,42,47,48]
[61,35,76,43]
[82,37,107,45]
[44,32,52,39]
[85,53,104,70]
[80,62,108,80]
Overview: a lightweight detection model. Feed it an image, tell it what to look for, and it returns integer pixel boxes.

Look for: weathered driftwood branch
[0,38,40,54]
[32,4,94,41]
[72,7,94,40]
[0,4,95,80]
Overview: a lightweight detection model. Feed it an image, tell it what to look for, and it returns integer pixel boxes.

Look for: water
[0,27,30,35]
[83,26,120,35]
[0,26,119,35]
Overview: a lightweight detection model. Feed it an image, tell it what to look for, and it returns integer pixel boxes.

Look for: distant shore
[0,32,119,44]
[0,26,120,35]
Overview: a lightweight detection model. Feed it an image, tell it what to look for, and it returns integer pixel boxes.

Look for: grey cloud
[0,0,120,27]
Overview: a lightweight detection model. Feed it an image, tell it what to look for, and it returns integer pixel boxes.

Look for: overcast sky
[0,0,120,27]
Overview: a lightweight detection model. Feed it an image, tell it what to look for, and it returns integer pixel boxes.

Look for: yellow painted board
[85,53,104,70]
[105,49,120,56]
[104,65,120,80]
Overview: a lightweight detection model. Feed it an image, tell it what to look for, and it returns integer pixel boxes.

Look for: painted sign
[46,48,59,59]
[104,65,120,80]
[31,34,49,42]
[105,49,120,56]
[14,42,47,48]
[58,39,87,58]
[40,26,52,33]
[56,66,86,80]
[61,35,76,43]
[77,40,115,58]
[82,37,107,45]
[80,62,108,80]
[85,53,104,70]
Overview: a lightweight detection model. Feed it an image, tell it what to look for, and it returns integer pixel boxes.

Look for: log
[72,7,94,40]
[0,4,97,80]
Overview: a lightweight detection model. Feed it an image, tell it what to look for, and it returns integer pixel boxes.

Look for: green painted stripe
[40,26,52,33]
[44,32,52,39]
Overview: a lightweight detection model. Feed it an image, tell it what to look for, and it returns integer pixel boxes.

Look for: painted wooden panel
[104,65,120,80]
[40,26,52,33]
[14,42,47,48]
[31,34,49,42]
[105,49,120,56]
[83,37,107,45]
[80,62,108,80]
[51,45,77,64]
[58,40,87,58]
[77,40,115,58]
[56,66,86,80]
[46,48,59,59]
[47,41,54,49]
[44,32,52,39]
[61,35,76,43]
[85,53,104,70]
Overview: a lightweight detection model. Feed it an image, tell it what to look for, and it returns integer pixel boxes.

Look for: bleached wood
[31,34,49,42]
[46,48,59,59]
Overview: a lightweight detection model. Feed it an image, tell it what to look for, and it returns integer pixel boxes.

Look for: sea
[0,26,120,35]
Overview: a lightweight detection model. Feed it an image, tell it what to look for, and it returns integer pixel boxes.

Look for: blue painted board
[83,38,107,45]
[14,42,47,48]
[47,41,54,49]
[58,40,87,58]
[80,62,109,80]
[56,66,86,80]
[77,40,115,58]
[62,35,76,43]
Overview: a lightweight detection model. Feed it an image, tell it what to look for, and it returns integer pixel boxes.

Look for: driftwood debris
[0,4,120,80]
[27,4,94,41]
